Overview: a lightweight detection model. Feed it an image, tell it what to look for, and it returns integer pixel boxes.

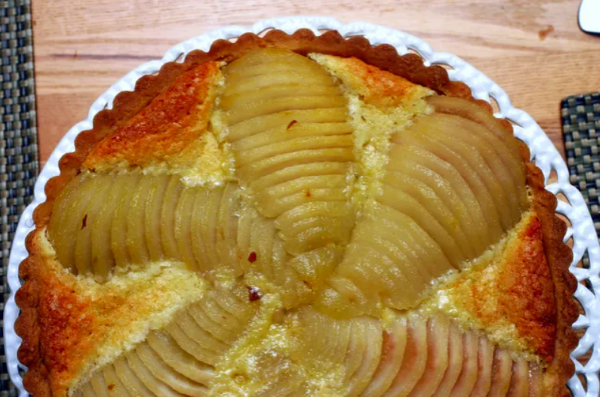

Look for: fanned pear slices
[219,48,355,305]
[79,284,254,396]
[277,312,543,397]
[315,105,527,315]
[48,47,548,397]
[49,174,243,279]
[289,306,384,396]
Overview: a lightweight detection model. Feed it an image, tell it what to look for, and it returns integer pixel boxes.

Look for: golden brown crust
[526,161,579,396]
[435,212,558,361]
[498,214,557,361]
[309,53,434,107]
[17,239,95,395]
[16,233,93,397]
[83,61,220,172]
[15,28,578,396]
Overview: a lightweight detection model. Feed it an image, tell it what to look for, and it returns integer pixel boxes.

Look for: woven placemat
[0,0,38,395]
[563,92,600,265]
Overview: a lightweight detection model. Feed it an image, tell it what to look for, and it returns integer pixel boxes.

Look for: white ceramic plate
[5,16,599,397]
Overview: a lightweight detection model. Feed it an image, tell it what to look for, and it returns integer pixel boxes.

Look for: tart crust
[14,29,578,396]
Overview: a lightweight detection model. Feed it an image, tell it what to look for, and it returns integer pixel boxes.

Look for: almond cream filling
[36,229,206,394]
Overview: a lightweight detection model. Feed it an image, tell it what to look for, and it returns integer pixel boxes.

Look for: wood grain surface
[33,0,599,166]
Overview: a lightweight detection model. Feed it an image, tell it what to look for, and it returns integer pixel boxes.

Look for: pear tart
[15,30,577,397]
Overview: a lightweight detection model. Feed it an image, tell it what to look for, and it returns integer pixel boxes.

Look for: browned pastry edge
[526,158,579,396]
[14,28,578,396]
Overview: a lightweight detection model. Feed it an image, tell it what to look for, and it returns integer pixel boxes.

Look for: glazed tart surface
[15,30,577,397]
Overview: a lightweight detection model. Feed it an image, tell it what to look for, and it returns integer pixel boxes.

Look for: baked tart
[15,29,578,397]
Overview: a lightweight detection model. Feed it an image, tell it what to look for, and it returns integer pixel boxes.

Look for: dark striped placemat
[563,92,600,243]
[1,0,38,395]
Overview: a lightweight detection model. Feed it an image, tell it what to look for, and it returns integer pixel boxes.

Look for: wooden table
[33,0,599,166]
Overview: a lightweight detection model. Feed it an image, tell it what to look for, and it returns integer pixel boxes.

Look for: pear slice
[223,51,331,80]
[487,349,514,397]
[111,174,143,269]
[200,287,253,335]
[288,246,342,291]
[407,316,450,397]
[147,331,214,385]
[340,216,423,305]
[360,319,408,397]
[424,115,521,224]
[223,71,336,99]
[73,174,114,277]
[276,201,353,255]
[283,217,353,256]
[174,187,197,271]
[53,174,100,274]
[224,47,320,68]
[259,174,346,204]
[397,123,514,232]
[113,356,154,397]
[125,351,181,397]
[175,310,229,355]
[435,323,464,397]
[420,117,519,230]
[471,336,495,395]
[507,360,529,397]
[387,147,490,254]
[190,187,222,272]
[314,275,381,319]
[91,175,132,278]
[383,316,428,397]
[289,307,382,396]
[222,48,336,98]
[248,213,277,279]
[225,96,346,125]
[126,176,153,266]
[439,113,525,191]
[378,185,464,266]
[383,170,475,259]
[102,365,132,396]
[449,331,479,397]
[250,162,349,193]
[227,108,347,143]
[220,84,341,110]
[49,173,87,273]
[135,343,208,395]
[344,318,383,396]
[189,188,211,270]
[232,122,352,152]
[89,370,110,397]
[216,183,243,276]
[236,205,256,271]
[289,307,348,366]
[164,323,221,367]
[187,303,239,345]
[377,204,451,280]
[237,148,353,182]
[275,201,351,231]
[343,241,414,301]
[262,188,348,221]
[144,175,169,262]
[79,382,96,397]
[199,186,226,272]
[209,285,254,325]
[236,134,353,168]
[389,142,502,242]
[425,95,523,157]
[160,176,184,260]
